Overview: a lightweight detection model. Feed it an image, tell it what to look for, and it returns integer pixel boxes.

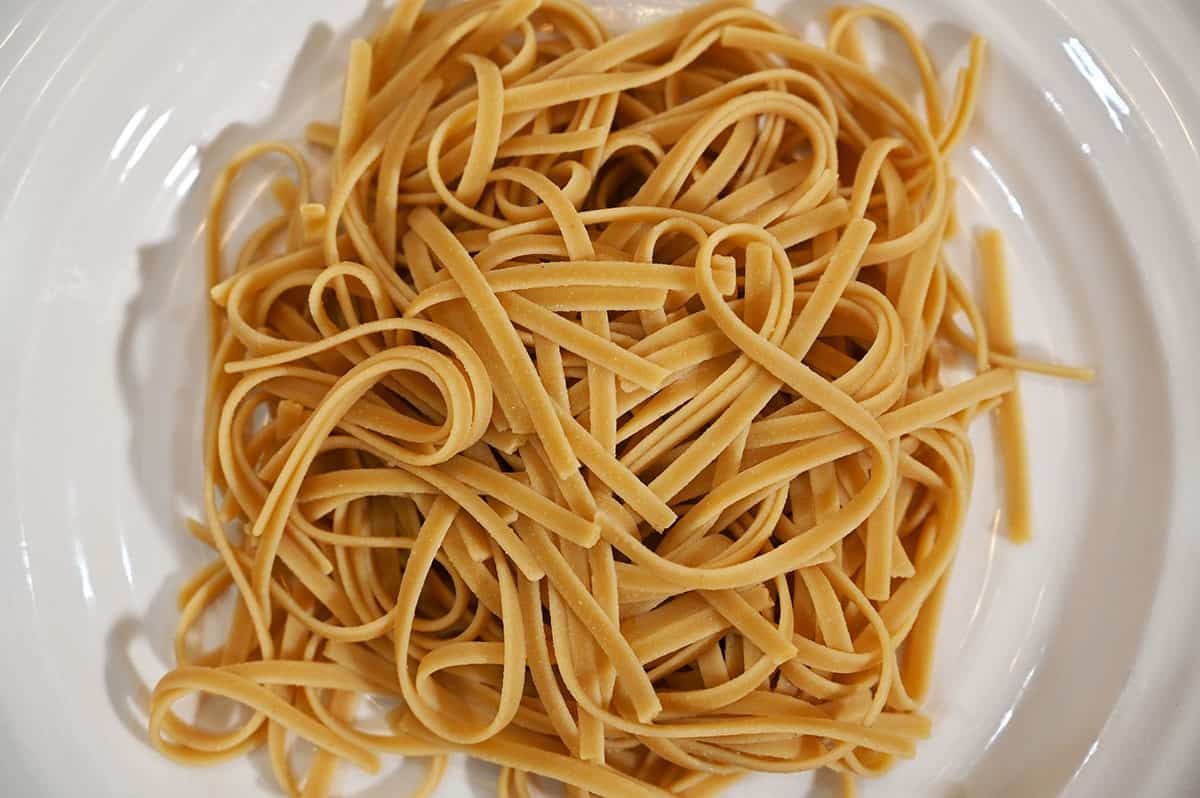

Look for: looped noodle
[149,2,1093,797]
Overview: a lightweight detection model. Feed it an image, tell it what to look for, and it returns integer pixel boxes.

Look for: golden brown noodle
[148,1,1092,795]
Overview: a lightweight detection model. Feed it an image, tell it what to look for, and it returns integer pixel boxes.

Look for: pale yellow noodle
[979,228,1033,543]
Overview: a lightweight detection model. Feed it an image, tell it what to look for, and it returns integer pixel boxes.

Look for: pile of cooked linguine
[147,1,1091,795]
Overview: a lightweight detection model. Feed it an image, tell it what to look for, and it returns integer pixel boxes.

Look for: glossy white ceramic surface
[1,1,1198,796]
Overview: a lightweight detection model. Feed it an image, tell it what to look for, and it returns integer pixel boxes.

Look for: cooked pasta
[147,1,1093,795]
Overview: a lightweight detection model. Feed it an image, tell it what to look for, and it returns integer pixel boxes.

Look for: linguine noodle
[147,1,1093,795]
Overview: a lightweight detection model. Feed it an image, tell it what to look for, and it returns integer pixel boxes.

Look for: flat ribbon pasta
[148,2,1093,797]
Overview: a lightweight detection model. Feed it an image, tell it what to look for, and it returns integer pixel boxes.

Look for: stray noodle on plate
[147,0,1093,795]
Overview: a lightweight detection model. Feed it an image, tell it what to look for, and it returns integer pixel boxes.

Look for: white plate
[2,0,1199,795]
